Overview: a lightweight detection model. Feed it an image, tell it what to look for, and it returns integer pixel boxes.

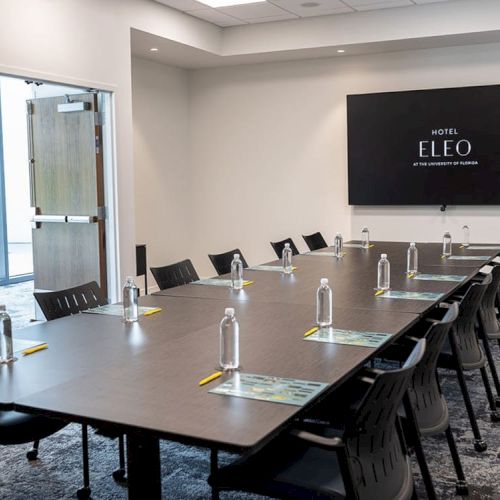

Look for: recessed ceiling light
[150,47,159,52]
[198,0,266,7]
[337,49,345,53]
[301,2,320,7]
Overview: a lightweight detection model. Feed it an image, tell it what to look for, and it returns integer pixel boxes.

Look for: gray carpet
[1,282,499,499]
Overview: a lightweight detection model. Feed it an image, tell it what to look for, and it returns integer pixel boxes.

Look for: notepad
[378,291,444,301]
[209,373,328,406]
[447,256,490,261]
[305,252,345,257]
[193,278,253,287]
[250,265,296,272]
[466,246,500,250]
[304,328,392,348]
[412,273,467,282]
[84,305,160,317]
[343,243,375,249]
[13,339,46,354]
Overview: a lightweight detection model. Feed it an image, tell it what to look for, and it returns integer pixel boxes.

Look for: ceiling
[154,0,456,27]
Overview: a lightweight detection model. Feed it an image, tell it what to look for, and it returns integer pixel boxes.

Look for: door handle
[32,215,67,223]
[66,215,98,224]
[31,214,98,228]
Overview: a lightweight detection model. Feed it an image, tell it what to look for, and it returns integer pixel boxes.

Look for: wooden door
[28,93,107,294]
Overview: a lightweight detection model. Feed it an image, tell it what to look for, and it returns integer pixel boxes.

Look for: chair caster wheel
[455,480,469,496]
[26,449,38,461]
[490,411,500,422]
[76,486,91,499]
[112,468,127,484]
[474,439,487,452]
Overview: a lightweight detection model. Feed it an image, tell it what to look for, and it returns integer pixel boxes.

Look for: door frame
[0,67,121,300]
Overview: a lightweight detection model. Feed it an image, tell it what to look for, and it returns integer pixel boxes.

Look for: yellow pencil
[374,290,385,296]
[407,272,415,279]
[199,371,222,386]
[22,343,48,356]
[243,280,254,286]
[304,326,319,338]
[144,307,162,316]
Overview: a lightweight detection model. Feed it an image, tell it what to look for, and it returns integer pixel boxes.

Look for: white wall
[131,57,192,290]
[133,41,500,279]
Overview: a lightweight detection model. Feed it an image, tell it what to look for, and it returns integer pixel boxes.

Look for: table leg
[210,448,220,500]
[127,432,161,500]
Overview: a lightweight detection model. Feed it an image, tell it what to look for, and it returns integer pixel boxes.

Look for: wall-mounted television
[347,85,500,205]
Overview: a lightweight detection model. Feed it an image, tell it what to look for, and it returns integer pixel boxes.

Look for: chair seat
[0,411,67,445]
[210,428,346,499]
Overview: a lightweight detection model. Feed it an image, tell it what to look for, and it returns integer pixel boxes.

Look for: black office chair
[383,302,468,495]
[477,265,500,404]
[150,259,199,290]
[209,340,426,500]
[438,274,499,453]
[208,249,248,276]
[302,231,328,251]
[34,281,127,498]
[270,238,300,259]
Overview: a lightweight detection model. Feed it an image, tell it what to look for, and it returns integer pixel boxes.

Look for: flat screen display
[347,85,500,205]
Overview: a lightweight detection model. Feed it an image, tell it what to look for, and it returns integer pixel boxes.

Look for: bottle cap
[410,242,416,247]
[225,308,235,316]
[126,276,133,282]
[362,227,368,231]
[336,232,341,237]
[381,253,387,259]
[320,278,328,285]
[233,253,240,259]
[284,243,290,248]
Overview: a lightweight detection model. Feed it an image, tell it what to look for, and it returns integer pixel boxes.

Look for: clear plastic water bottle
[219,308,239,371]
[361,227,370,249]
[334,233,343,258]
[377,254,390,290]
[282,243,293,274]
[462,225,470,247]
[0,305,15,364]
[443,232,452,257]
[123,276,139,322]
[407,242,418,275]
[316,278,333,328]
[231,253,244,290]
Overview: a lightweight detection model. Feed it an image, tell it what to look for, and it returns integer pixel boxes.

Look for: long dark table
[8,240,499,499]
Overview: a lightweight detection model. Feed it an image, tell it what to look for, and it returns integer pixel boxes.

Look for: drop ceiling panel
[153,0,458,27]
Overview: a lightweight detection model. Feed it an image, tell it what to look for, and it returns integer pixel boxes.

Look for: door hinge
[94,111,103,126]
[95,135,100,154]
[97,206,107,221]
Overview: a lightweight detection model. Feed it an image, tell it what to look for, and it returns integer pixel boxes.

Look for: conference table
[5,241,500,499]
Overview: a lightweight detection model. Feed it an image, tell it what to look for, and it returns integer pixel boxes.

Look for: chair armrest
[289,429,345,450]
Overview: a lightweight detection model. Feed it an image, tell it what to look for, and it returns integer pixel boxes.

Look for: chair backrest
[150,259,199,291]
[208,249,248,276]
[453,273,491,366]
[407,302,459,434]
[478,264,500,336]
[34,281,107,321]
[302,232,327,252]
[269,238,300,258]
[345,339,425,500]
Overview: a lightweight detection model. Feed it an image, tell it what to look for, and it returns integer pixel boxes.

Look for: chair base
[474,439,487,452]
[26,448,38,461]
[490,411,500,422]
[112,467,127,484]
[456,480,469,496]
[76,486,91,500]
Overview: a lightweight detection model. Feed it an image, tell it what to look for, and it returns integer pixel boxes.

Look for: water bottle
[407,242,418,275]
[443,232,452,257]
[334,233,343,258]
[316,278,333,328]
[0,306,15,364]
[219,308,239,371]
[462,225,470,247]
[361,227,370,249]
[231,253,243,290]
[377,254,390,290]
[123,276,139,322]
[282,243,293,274]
